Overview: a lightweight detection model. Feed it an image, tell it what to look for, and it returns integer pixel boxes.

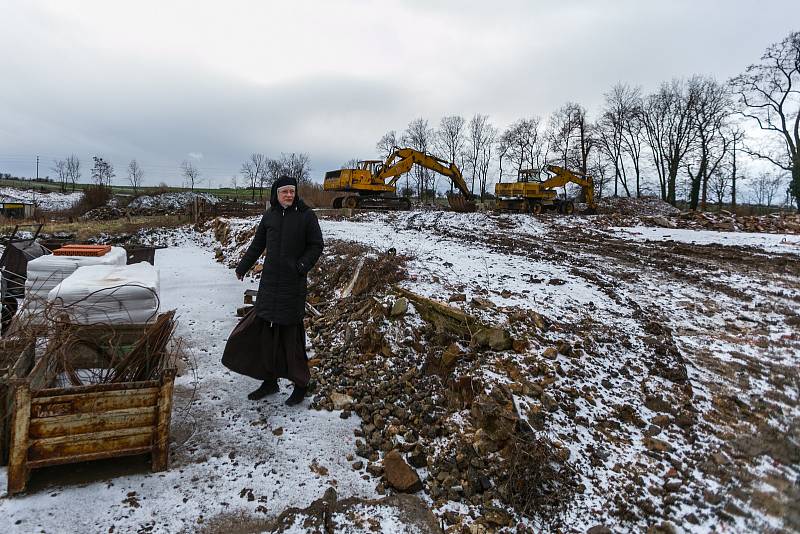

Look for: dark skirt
[221,308,310,387]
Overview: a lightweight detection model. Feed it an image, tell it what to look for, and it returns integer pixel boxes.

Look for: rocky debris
[666,210,800,234]
[471,327,513,351]
[206,213,799,532]
[592,196,800,234]
[128,191,220,213]
[389,297,408,317]
[383,450,423,493]
[597,196,680,217]
[269,488,440,533]
[81,206,125,220]
[329,392,353,410]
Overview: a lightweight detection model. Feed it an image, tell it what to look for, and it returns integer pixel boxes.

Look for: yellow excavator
[494,165,596,215]
[323,147,476,212]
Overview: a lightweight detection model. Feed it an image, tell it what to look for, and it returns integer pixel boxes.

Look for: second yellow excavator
[494,165,597,215]
[323,148,476,212]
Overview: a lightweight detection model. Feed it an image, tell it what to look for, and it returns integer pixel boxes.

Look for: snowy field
[1,211,798,533]
[0,187,82,211]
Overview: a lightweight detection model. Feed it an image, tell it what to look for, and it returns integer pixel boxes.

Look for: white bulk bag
[47,262,160,325]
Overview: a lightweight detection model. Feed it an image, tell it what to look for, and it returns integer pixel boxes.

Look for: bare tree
[52,159,68,193]
[65,155,81,192]
[597,84,642,196]
[127,159,144,195]
[278,152,311,183]
[403,118,435,200]
[466,114,491,194]
[548,102,591,173]
[91,156,115,187]
[496,134,510,184]
[180,160,200,191]
[503,118,540,179]
[752,172,785,207]
[728,127,746,209]
[437,115,466,193]
[709,168,729,209]
[240,153,268,200]
[685,76,732,210]
[376,130,398,159]
[342,158,360,169]
[642,79,697,205]
[621,101,646,197]
[476,124,498,200]
[730,31,800,211]
[588,149,611,199]
[265,158,282,190]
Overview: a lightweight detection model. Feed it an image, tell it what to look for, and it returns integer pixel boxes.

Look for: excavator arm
[377,148,475,201]
[543,165,596,211]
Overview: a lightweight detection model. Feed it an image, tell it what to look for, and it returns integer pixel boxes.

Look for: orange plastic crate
[52,245,112,257]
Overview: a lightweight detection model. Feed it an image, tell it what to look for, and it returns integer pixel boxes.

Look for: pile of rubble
[300,242,577,531]
[597,196,680,217]
[81,206,125,220]
[127,192,220,215]
[646,210,800,234]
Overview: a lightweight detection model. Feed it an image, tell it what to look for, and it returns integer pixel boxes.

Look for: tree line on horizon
[373,31,799,212]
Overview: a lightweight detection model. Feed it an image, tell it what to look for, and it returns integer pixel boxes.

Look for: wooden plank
[29,406,157,439]
[7,382,31,494]
[151,369,176,471]
[27,446,152,469]
[29,429,153,462]
[31,390,158,419]
[33,380,160,399]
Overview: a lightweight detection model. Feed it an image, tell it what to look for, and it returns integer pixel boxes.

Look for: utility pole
[34,155,39,207]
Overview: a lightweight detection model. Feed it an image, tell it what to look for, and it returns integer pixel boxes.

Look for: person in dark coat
[221,175,324,406]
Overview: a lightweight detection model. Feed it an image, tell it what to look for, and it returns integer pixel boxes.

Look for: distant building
[0,195,35,218]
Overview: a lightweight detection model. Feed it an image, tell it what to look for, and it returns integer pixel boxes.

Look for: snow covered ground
[0,234,377,533]
[0,187,82,211]
[1,210,797,533]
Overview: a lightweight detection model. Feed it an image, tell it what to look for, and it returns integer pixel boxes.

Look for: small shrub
[71,185,112,215]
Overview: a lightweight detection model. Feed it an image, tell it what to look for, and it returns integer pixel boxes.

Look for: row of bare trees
[51,155,142,193]
[238,152,311,201]
[373,31,799,211]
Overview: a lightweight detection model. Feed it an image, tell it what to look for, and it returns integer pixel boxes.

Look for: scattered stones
[390,297,409,317]
[383,450,422,493]
[330,392,354,410]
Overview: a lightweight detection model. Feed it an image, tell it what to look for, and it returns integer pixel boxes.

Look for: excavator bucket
[447,193,476,213]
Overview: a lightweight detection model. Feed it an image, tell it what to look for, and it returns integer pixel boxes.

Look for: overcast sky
[1,0,797,187]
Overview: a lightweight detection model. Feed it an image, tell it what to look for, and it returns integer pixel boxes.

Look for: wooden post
[7,380,31,494]
[151,369,176,472]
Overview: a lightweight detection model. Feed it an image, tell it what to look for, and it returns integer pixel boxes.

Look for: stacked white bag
[47,262,160,325]
[22,247,128,321]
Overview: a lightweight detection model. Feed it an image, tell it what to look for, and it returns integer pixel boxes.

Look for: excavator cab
[517,169,545,183]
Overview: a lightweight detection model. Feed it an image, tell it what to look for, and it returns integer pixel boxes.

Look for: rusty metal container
[0,339,35,465]
[5,327,176,494]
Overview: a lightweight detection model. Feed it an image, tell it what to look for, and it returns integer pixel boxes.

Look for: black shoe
[284,385,307,406]
[247,380,279,400]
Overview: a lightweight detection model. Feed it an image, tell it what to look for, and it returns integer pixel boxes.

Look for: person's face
[277,185,296,208]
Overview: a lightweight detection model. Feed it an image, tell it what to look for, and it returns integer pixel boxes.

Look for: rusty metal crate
[0,338,36,465]
[5,342,176,494]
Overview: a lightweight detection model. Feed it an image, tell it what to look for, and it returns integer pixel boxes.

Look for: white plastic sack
[47,262,160,325]
[21,247,128,322]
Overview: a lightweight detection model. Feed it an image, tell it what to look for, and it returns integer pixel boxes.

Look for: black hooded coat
[221,182,323,384]
[235,182,323,324]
